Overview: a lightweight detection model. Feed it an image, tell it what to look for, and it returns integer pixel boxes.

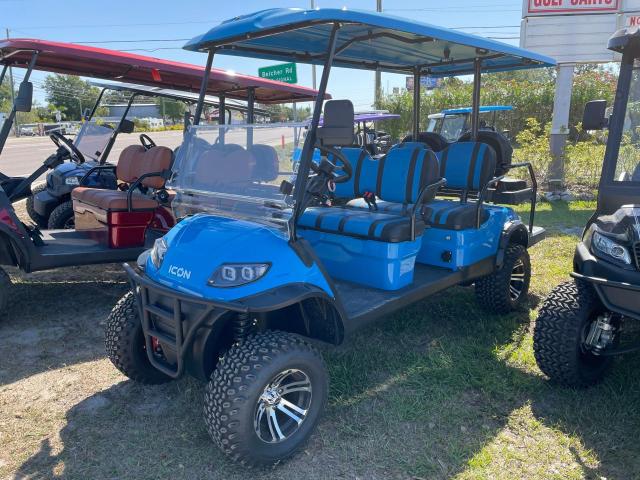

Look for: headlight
[150,237,168,269]
[65,176,80,185]
[208,263,270,287]
[592,231,631,264]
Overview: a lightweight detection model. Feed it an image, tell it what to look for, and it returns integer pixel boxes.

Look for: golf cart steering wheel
[310,146,353,184]
[50,131,85,164]
[139,134,156,150]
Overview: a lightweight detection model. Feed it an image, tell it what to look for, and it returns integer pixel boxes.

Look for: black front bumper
[572,242,640,320]
[124,263,248,379]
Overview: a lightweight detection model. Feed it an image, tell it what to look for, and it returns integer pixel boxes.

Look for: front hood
[593,204,640,242]
[48,161,96,185]
[145,214,333,301]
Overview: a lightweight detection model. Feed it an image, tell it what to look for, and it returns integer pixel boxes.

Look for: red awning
[0,38,325,104]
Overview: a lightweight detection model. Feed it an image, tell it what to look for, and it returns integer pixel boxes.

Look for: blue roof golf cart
[426,105,513,142]
[104,8,556,466]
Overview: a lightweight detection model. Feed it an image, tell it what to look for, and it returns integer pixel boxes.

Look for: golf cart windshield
[617,67,640,182]
[428,114,466,141]
[74,121,114,162]
[168,123,303,236]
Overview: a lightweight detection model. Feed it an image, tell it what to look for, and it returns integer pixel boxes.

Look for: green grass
[3,200,640,479]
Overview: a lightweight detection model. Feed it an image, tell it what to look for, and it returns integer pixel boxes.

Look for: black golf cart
[534,27,640,387]
[0,39,321,313]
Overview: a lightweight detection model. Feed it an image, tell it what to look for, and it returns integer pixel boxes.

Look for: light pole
[375,0,382,107]
[311,0,317,90]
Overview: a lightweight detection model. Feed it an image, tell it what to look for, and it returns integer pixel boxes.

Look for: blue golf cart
[105,8,555,466]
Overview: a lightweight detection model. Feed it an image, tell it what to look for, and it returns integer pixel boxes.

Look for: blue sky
[1,0,523,108]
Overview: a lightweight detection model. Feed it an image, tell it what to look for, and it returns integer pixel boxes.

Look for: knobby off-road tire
[105,291,172,385]
[25,184,48,228]
[204,330,328,467]
[533,280,611,387]
[48,200,75,230]
[0,267,12,314]
[475,243,531,314]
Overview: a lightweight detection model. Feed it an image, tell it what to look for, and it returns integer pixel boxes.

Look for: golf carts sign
[528,0,619,14]
[258,63,297,84]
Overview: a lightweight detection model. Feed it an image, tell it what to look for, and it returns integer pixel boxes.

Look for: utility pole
[311,0,317,91]
[5,28,18,137]
[374,0,382,108]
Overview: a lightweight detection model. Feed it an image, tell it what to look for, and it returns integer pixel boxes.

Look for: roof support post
[194,48,215,126]
[471,57,482,141]
[87,88,106,121]
[246,87,255,147]
[412,69,421,140]
[218,95,226,125]
[100,93,136,163]
[290,21,341,240]
[0,51,38,157]
[0,65,7,87]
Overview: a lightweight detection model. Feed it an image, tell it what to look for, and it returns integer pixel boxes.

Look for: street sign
[258,63,298,84]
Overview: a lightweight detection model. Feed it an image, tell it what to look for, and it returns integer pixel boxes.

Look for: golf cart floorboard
[33,230,144,269]
[336,262,491,331]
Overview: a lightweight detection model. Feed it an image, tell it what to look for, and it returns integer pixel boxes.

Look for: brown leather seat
[72,145,173,211]
[72,187,160,210]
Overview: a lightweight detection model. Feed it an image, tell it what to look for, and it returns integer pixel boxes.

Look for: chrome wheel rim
[254,368,312,444]
[509,258,526,301]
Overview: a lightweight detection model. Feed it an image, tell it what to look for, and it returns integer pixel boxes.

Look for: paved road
[0,127,296,179]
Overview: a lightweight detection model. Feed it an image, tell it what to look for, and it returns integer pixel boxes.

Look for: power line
[5,19,223,31]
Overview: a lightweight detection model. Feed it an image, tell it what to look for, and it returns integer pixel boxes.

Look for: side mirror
[15,81,33,113]
[583,100,608,130]
[119,119,135,134]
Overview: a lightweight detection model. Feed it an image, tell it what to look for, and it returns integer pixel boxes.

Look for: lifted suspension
[233,313,254,343]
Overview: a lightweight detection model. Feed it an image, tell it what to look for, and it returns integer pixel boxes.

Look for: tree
[256,103,311,122]
[43,74,102,121]
[156,97,186,122]
[1,78,14,113]
[375,65,617,142]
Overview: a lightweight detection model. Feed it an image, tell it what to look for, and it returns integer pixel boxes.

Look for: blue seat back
[378,145,440,204]
[436,142,496,191]
[332,148,379,198]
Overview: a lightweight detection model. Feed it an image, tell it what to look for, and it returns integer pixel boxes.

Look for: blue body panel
[416,203,518,270]
[184,9,555,76]
[299,228,421,290]
[144,214,334,301]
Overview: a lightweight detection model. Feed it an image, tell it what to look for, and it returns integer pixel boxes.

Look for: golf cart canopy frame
[185,8,554,77]
[439,105,513,116]
[183,8,555,240]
